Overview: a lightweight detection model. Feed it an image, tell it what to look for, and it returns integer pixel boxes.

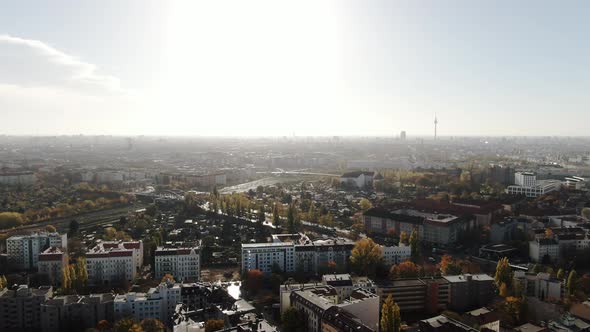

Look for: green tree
[567,270,578,295]
[282,307,305,332]
[272,202,281,226]
[287,203,299,233]
[350,238,383,277]
[494,257,513,289]
[409,228,420,263]
[0,212,24,229]
[257,204,265,226]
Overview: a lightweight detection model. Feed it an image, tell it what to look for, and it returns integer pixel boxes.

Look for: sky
[1,0,590,137]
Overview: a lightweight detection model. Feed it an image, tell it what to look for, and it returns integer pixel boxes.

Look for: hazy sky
[1,1,590,136]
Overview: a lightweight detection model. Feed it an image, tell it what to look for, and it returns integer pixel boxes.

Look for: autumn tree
[399,231,409,245]
[440,255,462,276]
[243,269,264,295]
[499,282,509,297]
[45,224,57,233]
[568,270,578,295]
[582,208,590,220]
[205,319,225,332]
[141,318,165,332]
[96,320,111,331]
[161,273,175,283]
[0,212,24,230]
[545,228,554,238]
[113,318,136,332]
[390,261,420,278]
[557,268,565,279]
[350,238,383,277]
[359,198,373,211]
[0,275,7,289]
[129,323,144,332]
[494,257,512,289]
[381,295,401,332]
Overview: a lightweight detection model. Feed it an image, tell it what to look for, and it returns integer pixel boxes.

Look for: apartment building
[40,293,114,332]
[442,274,495,312]
[114,282,181,323]
[7,232,67,270]
[376,277,450,314]
[0,285,53,332]
[86,241,141,285]
[513,271,564,302]
[381,244,411,266]
[241,234,354,274]
[38,247,68,286]
[529,238,560,263]
[155,245,201,282]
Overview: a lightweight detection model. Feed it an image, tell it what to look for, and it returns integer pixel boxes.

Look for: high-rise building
[0,285,53,331]
[400,131,406,140]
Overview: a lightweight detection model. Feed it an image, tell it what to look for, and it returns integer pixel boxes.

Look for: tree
[272,203,281,226]
[381,295,400,332]
[141,318,165,332]
[409,228,420,263]
[62,265,71,290]
[257,204,266,226]
[0,212,24,229]
[350,238,383,277]
[96,320,111,331]
[545,228,554,238]
[532,264,543,274]
[45,224,57,233]
[568,270,578,295]
[161,273,175,283]
[499,282,509,297]
[113,318,136,332]
[400,231,409,245]
[582,207,590,220]
[205,319,225,332]
[359,198,372,211]
[69,219,80,235]
[0,275,7,289]
[244,269,264,295]
[390,261,420,279]
[282,307,305,332]
[129,323,144,332]
[440,255,462,276]
[494,257,512,289]
[75,257,88,290]
[287,203,299,233]
[557,268,565,279]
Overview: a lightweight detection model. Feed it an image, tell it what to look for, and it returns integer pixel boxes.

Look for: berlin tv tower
[434,114,438,140]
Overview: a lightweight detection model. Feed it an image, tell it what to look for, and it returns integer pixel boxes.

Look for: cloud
[0,34,122,94]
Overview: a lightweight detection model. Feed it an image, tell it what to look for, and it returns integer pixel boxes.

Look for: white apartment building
[7,232,67,270]
[339,171,374,189]
[114,282,181,323]
[381,244,412,266]
[86,242,141,285]
[529,238,560,263]
[513,271,563,302]
[241,234,354,274]
[38,247,68,286]
[99,241,144,272]
[155,246,201,282]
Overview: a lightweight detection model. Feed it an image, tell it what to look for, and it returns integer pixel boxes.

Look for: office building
[507,172,561,197]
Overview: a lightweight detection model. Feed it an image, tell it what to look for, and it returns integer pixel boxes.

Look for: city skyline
[2,0,590,136]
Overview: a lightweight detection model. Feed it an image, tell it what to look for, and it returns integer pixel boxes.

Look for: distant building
[464,307,500,332]
[0,171,36,186]
[340,171,374,189]
[7,232,67,270]
[380,244,411,266]
[513,271,564,302]
[400,131,406,140]
[40,293,114,332]
[0,285,53,331]
[155,245,201,282]
[38,247,68,286]
[375,277,450,314]
[507,172,561,197]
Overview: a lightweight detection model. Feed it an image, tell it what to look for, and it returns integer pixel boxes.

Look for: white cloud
[0,34,122,94]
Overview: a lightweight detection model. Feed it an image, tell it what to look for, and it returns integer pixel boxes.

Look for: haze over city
[2,0,590,136]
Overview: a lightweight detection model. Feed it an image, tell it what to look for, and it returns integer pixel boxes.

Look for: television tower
[434,114,438,140]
